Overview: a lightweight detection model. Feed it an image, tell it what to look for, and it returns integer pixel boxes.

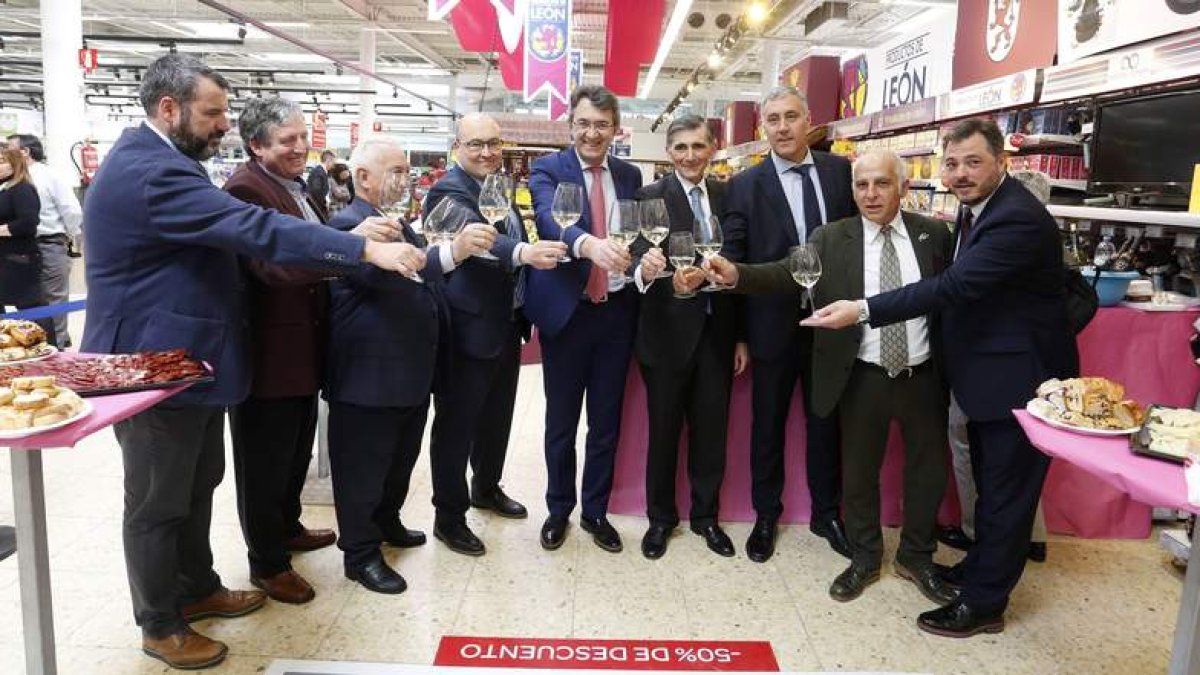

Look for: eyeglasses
[462,138,504,153]
[572,119,614,133]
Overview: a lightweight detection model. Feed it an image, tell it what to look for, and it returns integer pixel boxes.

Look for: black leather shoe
[690,523,735,557]
[1027,542,1047,563]
[540,515,569,551]
[745,518,777,563]
[932,562,964,590]
[829,563,880,602]
[937,525,975,552]
[380,521,426,548]
[895,562,959,605]
[580,516,623,553]
[809,516,852,559]
[434,521,486,557]
[917,600,1004,638]
[346,559,407,595]
[471,486,529,519]
[641,524,672,560]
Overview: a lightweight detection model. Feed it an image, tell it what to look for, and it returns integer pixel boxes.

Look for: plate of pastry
[0,375,92,439]
[1025,377,1146,436]
[0,320,57,364]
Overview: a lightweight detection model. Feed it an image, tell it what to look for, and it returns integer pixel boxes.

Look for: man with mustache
[82,54,421,670]
[801,118,1078,637]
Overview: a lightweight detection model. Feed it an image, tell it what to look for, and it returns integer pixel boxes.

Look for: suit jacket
[524,148,644,337]
[81,123,364,406]
[422,165,530,359]
[632,173,738,370]
[223,159,331,398]
[734,211,954,417]
[323,196,447,408]
[721,150,856,360]
[867,177,1079,421]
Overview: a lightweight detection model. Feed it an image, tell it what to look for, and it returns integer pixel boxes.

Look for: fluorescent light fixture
[746,1,768,26]
[264,21,311,28]
[707,52,722,68]
[638,0,695,99]
[250,52,332,64]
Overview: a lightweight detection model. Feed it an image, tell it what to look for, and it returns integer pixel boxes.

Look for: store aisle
[0,365,1182,674]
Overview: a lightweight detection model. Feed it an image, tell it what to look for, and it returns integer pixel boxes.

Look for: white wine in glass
[668,231,697,298]
[476,174,509,260]
[788,244,822,308]
[550,182,582,262]
[639,198,672,278]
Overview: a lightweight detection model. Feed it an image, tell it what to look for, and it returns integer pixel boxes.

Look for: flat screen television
[1090,90,1200,207]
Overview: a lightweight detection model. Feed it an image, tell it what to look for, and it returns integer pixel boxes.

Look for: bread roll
[31,412,68,426]
[11,392,49,410]
[0,411,33,430]
[11,375,54,391]
[0,388,13,406]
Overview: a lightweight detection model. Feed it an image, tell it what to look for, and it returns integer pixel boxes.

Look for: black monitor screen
[1091,91,1200,197]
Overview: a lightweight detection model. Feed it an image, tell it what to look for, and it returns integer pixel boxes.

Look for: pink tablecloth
[1016,410,1195,515]
[606,306,1200,538]
[4,386,186,450]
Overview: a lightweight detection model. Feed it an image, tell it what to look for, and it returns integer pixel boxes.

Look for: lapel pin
[918,232,930,241]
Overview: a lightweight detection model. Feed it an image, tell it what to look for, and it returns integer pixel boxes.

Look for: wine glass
[608,199,640,282]
[378,172,423,284]
[639,198,672,279]
[669,232,698,298]
[424,198,469,248]
[550,182,582,262]
[475,173,510,261]
[694,214,726,292]
[788,244,822,309]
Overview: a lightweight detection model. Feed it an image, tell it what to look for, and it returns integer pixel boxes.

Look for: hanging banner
[350,122,360,149]
[549,49,583,120]
[434,0,527,54]
[311,111,328,150]
[524,0,572,103]
[858,10,957,115]
[1058,0,1200,64]
[839,54,869,118]
[953,0,1057,88]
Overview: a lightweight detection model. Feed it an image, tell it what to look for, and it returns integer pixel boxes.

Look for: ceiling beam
[334,0,457,72]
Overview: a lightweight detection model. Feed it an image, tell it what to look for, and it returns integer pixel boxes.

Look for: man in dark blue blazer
[525,85,642,553]
[424,113,566,556]
[325,135,496,594]
[804,118,1079,638]
[721,86,857,564]
[80,55,422,671]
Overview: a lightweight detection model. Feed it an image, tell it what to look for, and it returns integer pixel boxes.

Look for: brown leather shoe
[142,628,227,670]
[251,570,315,604]
[286,527,337,552]
[182,588,267,622]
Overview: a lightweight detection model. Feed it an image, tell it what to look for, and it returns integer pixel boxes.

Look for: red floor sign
[434,637,780,671]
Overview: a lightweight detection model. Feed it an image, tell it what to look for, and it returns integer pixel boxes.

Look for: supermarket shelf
[1049,179,1088,192]
[1047,205,1200,228]
[897,147,937,158]
[907,179,939,189]
[1009,133,1083,150]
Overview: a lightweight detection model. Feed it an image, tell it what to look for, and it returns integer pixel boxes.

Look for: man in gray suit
[695,150,956,604]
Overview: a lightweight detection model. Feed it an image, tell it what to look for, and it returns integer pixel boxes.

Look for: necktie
[689,186,708,235]
[790,164,824,242]
[586,166,609,303]
[879,226,909,375]
[957,207,975,255]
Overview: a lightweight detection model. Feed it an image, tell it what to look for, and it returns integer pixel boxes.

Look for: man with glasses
[525,85,642,553]
[424,113,566,556]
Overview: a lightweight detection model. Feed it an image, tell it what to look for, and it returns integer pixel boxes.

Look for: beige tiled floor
[0,345,1186,674]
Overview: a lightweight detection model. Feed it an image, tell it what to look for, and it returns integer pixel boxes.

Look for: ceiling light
[707,52,722,68]
[638,0,695,99]
[746,1,768,26]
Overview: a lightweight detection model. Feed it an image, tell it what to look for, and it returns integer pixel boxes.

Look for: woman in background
[328,163,353,216]
[0,146,54,345]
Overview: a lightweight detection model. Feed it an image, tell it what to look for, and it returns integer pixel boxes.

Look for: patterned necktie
[789,164,823,242]
[689,186,709,237]
[957,207,975,253]
[879,226,909,375]
[586,166,609,303]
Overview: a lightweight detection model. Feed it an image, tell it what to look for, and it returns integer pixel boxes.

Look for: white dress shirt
[28,162,83,238]
[858,211,930,368]
[574,149,625,293]
[770,151,828,243]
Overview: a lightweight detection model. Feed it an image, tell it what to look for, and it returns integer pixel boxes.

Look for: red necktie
[586,165,608,303]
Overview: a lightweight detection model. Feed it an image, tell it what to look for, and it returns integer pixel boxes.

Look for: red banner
[434,636,779,671]
[349,122,359,148]
[311,111,327,149]
[603,0,664,96]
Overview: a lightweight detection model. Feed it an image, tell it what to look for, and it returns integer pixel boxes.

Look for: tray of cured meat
[0,349,213,397]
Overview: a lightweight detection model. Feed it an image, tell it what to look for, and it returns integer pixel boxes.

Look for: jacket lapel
[757,159,799,247]
[844,216,865,300]
[903,213,935,279]
[813,152,840,216]
[663,174,694,233]
[560,149,591,233]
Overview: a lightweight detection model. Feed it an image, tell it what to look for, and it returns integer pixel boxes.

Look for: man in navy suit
[424,113,566,556]
[81,55,422,671]
[721,86,857,563]
[325,135,496,594]
[804,118,1078,637]
[525,85,642,553]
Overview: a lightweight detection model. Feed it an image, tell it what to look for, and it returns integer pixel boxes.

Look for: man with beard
[81,54,421,670]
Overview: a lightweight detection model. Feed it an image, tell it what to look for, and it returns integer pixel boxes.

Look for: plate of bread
[0,320,57,364]
[0,375,91,439]
[1026,377,1147,436]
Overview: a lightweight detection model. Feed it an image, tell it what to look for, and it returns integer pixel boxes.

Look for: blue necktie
[689,186,708,233]
[790,165,824,242]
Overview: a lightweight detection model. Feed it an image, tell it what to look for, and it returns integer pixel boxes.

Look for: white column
[760,42,781,98]
[358,28,377,135]
[40,0,86,186]
[448,75,459,115]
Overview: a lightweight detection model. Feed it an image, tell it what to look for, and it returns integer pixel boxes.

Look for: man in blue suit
[325,135,496,594]
[81,55,422,671]
[525,85,642,553]
[721,86,857,564]
[424,113,566,556]
[804,118,1079,637]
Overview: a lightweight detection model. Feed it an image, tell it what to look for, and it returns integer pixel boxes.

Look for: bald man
[425,114,566,556]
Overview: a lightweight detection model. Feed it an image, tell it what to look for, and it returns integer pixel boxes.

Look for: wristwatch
[856,299,870,325]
